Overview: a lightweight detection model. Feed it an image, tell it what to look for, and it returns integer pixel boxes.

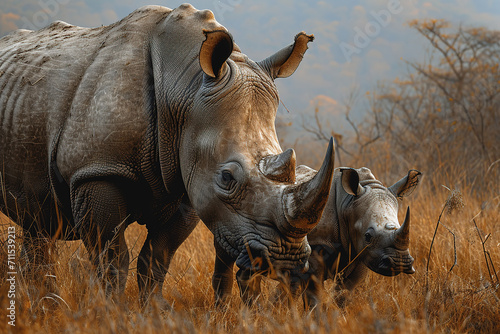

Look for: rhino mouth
[234,244,310,274]
[235,248,271,272]
[374,252,415,276]
[215,225,311,274]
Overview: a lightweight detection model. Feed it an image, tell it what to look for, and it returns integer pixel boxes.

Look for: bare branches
[301,101,352,166]
[341,19,500,188]
[472,218,500,288]
[406,20,500,163]
[301,105,331,143]
[294,19,498,190]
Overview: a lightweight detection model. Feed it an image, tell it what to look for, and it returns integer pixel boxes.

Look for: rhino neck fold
[149,35,203,196]
[335,195,362,280]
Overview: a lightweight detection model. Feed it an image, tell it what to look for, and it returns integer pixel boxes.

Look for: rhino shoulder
[45,20,74,30]
[134,5,173,15]
[0,28,33,46]
[120,5,172,26]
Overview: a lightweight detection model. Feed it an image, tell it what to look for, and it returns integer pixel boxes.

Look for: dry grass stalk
[472,217,500,289]
[426,186,464,285]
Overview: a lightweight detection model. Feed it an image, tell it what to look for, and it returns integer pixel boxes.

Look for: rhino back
[0,6,170,216]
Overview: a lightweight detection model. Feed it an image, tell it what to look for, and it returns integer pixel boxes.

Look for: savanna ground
[0,168,499,333]
[1,19,499,334]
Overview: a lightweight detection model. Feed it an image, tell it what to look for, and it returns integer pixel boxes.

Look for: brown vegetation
[0,19,499,333]
[0,178,498,333]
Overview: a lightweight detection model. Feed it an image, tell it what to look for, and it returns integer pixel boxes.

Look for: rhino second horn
[394,206,411,250]
[259,149,296,183]
[282,138,335,235]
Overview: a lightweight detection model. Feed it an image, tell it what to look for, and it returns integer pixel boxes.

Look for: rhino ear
[200,30,233,78]
[258,32,314,79]
[341,168,363,196]
[389,170,422,199]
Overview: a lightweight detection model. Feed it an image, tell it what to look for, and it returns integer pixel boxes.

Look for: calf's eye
[365,232,372,243]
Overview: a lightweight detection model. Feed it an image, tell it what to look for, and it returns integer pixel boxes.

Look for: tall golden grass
[0,165,498,333]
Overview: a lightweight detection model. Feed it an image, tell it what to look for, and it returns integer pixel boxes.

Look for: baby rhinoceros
[289,167,421,308]
[219,167,421,308]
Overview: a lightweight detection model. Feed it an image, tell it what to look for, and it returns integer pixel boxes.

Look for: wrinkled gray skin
[213,167,421,307]
[0,4,335,306]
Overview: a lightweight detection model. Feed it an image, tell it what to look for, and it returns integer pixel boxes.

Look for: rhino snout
[235,247,271,272]
[377,252,415,276]
[234,240,311,274]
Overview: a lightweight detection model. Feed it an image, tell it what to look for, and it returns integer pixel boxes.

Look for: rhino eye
[219,170,235,189]
[365,232,373,243]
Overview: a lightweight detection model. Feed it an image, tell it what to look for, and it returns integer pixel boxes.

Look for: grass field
[0,177,499,333]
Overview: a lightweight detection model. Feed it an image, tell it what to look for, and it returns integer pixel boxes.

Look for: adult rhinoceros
[0,4,334,306]
[213,167,421,308]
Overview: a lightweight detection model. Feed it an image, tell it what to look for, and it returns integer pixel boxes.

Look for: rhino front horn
[394,206,411,249]
[282,138,335,236]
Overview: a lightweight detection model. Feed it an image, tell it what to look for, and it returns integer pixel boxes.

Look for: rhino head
[187,33,335,273]
[151,5,334,274]
[338,168,421,276]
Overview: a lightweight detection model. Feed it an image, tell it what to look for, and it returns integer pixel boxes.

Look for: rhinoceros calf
[213,167,420,307]
[0,4,335,306]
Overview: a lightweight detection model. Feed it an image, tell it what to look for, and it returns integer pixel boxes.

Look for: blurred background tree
[295,19,500,196]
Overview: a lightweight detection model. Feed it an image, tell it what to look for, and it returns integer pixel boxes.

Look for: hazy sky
[1,0,500,134]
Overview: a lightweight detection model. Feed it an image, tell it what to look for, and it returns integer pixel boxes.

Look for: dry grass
[0,178,499,333]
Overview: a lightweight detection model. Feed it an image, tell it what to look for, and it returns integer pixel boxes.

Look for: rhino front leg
[301,275,323,310]
[333,264,368,307]
[294,250,328,310]
[72,181,130,296]
[236,269,263,306]
[20,225,59,299]
[212,241,235,306]
[137,203,199,309]
[20,226,54,276]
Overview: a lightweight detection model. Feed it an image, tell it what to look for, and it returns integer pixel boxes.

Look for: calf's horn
[281,138,335,236]
[394,206,411,249]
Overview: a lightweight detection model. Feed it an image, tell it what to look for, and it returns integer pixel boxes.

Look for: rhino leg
[137,202,199,309]
[236,269,263,306]
[20,225,53,273]
[301,275,323,310]
[72,181,130,296]
[212,242,235,306]
[291,248,329,311]
[266,271,307,309]
[333,264,368,308]
[20,224,58,295]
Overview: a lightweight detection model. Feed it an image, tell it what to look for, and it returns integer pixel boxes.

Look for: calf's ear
[258,32,314,79]
[389,170,422,199]
[200,30,233,78]
[341,168,363,196]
